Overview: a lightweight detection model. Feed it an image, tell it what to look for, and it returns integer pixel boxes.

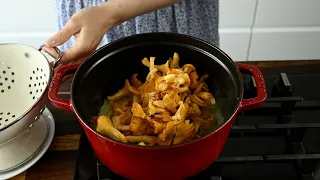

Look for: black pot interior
[72,33,242,137]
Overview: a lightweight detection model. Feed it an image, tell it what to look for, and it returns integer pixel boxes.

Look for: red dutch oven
[48,33,266,180]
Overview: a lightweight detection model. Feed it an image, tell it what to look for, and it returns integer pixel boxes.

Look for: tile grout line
[246,0,260,61]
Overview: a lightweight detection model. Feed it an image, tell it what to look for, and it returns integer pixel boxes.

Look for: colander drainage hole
[1,90,4,93]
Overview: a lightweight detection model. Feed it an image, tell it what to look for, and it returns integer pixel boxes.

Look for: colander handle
[48,64,80,110]
[38,44,62,71]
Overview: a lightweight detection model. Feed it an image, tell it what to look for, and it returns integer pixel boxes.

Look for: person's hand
[43,5,115,65]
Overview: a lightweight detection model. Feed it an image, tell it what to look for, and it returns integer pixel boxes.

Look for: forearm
[101,0,182,26]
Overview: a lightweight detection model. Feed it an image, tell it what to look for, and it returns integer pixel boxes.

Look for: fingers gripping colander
[0,44,61,145]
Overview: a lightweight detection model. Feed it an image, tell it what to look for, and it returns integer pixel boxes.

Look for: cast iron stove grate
[74,68,320,180]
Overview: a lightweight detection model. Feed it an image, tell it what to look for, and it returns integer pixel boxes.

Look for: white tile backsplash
[219,0,257,27]
[255,0,320,27]
[219,28,251,61]
[249,27,320,61]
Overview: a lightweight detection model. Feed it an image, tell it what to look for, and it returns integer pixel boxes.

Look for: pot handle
[236,63,267,111]
[48,64,80,111]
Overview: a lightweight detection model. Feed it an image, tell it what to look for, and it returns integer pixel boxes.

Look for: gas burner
[74,70,320,180]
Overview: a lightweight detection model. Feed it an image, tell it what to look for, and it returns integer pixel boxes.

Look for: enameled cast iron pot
[48,33,267,180]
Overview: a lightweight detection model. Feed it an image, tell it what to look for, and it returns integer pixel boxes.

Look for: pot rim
[0,43,52,132]
[70,32,245,149]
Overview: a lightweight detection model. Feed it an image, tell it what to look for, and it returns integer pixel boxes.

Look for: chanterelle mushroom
[95,116,127,143]
[142,57,170,74]
[107,81,130,102]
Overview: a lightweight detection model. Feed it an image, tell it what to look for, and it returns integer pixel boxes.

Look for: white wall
[1,0,320,61]
[0,0,57,60]
[220,0,320,61]
[0,0,57,47]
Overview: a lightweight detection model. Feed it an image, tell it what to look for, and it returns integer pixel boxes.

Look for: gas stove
[73,64,320,180]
